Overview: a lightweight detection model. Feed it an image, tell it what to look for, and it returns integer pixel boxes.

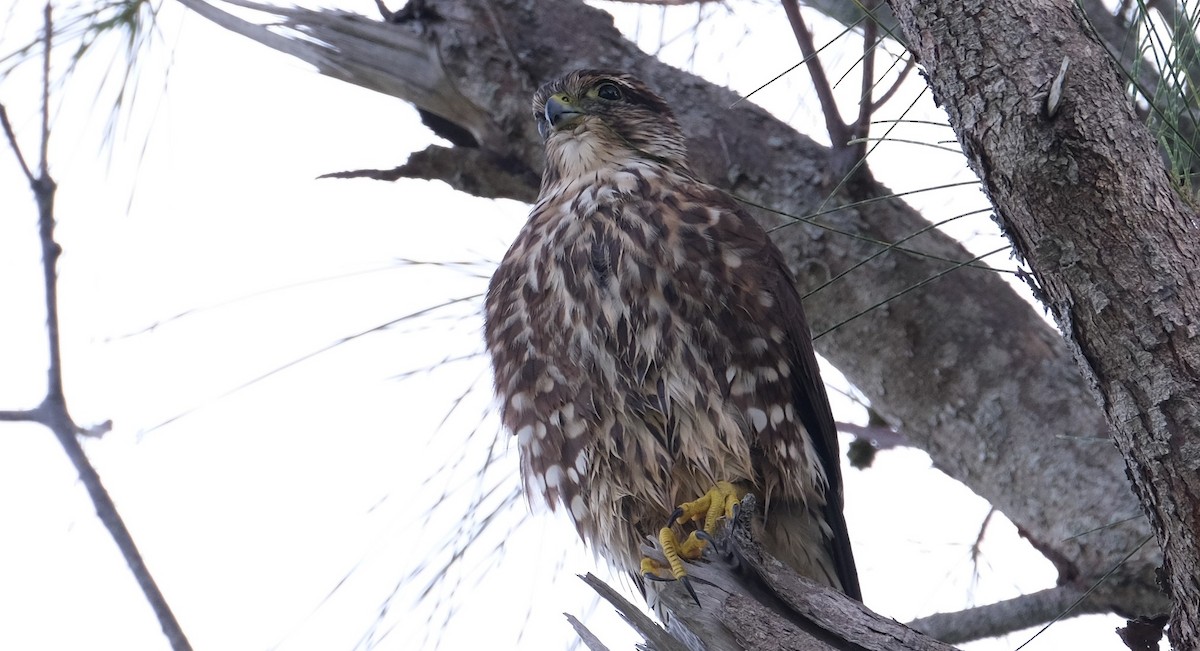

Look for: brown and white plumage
[484,69,860,600]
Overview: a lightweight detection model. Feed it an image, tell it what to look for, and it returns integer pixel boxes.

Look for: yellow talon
[640,555,668,579]
[659,527,688,581]
[640,481,746,605]
[674,481,741,536]
[677,531,707,559]
[644,526,700,605]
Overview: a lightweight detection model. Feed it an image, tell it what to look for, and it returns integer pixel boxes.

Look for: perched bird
[484,69,860,602]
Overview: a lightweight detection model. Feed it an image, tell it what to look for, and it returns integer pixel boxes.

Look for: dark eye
[596,83,623,101]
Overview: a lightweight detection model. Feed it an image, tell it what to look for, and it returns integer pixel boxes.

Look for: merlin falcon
[484,69,861,602]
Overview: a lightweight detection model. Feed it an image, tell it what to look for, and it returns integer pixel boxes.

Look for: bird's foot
[640,531,700,605]
[672,480,742,540]
[640,481,744,605]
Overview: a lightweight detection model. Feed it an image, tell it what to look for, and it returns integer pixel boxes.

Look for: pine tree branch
[782,0,850,148]
[0,7,191,650]
[910,586,1112,645]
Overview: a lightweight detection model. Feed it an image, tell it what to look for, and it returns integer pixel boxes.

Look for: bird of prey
[484,69,861,602]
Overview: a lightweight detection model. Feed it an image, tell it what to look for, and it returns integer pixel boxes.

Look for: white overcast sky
[0,1,1133,649]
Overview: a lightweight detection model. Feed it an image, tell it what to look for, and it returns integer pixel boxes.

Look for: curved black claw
[681,576,700,606]
[641,571,701,607]
[668,506,684,528]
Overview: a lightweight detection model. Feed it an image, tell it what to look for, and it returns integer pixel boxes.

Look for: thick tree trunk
[180,0,1171,642]
[886,0,1200,647]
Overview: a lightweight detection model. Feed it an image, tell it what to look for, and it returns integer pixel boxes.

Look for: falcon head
[532,70,689,184]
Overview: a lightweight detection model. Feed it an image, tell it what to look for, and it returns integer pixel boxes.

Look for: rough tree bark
[886,0,1200,648]
[815,0,1200,182]
[178,0,1171,643]
[579,496,961,651]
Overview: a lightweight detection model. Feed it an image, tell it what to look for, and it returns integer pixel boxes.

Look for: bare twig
[0,104,34,181]
[38,3,50,178]
[319,144,539,202]
[850,0,879,162]
[870,56,915,111]
[37,2,64,413]
[781,0,849,148]
[0,5,192,650]
[970,507,996,565]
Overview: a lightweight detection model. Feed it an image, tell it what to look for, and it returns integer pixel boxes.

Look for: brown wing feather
[769,244,863,601]
[690,183,862,600]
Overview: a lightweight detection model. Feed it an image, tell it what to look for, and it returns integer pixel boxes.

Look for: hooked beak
[542,94,584,137]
